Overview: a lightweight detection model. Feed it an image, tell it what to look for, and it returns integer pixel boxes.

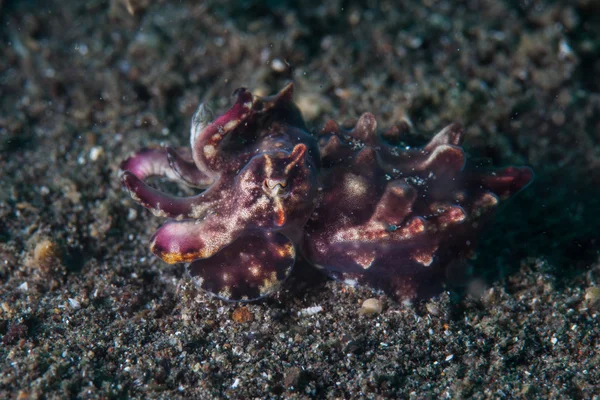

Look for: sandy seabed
[1,0,599,398]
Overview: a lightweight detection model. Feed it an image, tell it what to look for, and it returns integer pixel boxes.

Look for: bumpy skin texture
[121,84,533,302]
[121,84,319,300]
[303,115,533,300]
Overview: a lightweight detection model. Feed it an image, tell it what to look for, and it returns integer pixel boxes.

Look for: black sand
[1,0,599,398]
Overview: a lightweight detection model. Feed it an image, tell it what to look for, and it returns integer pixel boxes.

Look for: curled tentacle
[121,147,183,182]
[121,146,214,193]
[121,171,222,219]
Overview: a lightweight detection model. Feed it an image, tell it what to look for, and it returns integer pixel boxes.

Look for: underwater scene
[0,0,599,398]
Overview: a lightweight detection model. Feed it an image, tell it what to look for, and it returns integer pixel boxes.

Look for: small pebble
[33,239,58,264]
[584,287,600,308]
[284,367,303,389]
[232,307,253,323]
[298,305,322,317]
[426,302,440,316]
[359,298,383,316]
[29,238,63,275]
[127,208,138,221]
[68,298,81,310]
[271,58,286,72]
[89,146,104,161]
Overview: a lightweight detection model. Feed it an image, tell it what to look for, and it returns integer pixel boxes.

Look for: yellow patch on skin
[264,155,273,177]
[151,238,211,264]
[275,243,295,259]
[273,198,286,226]
[157,251,194,264]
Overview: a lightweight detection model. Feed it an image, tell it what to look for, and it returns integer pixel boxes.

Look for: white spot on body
[203,145,216,158]
[343,174,368,198]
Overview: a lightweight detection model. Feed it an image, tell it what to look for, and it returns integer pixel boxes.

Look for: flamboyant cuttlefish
[121,83,533,302]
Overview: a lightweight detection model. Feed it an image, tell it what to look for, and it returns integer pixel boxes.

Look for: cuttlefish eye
[264,178,288,191]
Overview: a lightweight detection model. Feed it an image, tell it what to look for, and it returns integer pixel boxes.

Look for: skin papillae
[121,84,533,302]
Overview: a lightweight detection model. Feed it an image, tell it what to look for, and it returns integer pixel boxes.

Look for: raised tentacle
[349,112,378,145]
[187,230,295,301]
[369,180,417,227]
[423,122,464,151]
[191,89,254,176]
